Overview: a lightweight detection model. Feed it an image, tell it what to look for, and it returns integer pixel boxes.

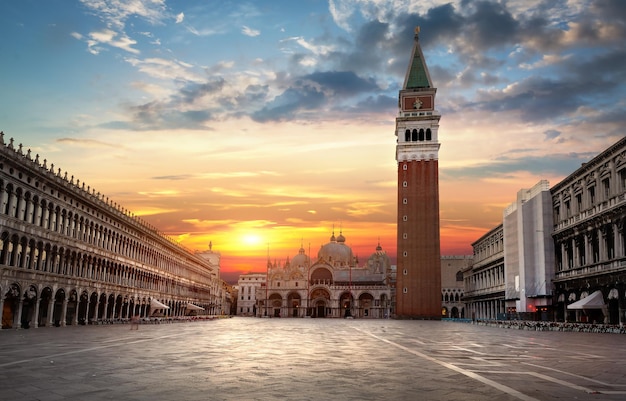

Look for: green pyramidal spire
[403,26,433,90]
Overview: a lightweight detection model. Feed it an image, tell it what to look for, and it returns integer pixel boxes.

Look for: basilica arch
[269,293,283,317]
[310,267,333,286]
[358,292,374,318]
[310,288,330,318]
[287,292,301,318]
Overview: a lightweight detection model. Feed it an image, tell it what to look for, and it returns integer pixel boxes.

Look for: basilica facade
[256,231,393,319]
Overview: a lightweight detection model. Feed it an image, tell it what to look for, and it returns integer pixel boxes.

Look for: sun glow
[242,233,263,247]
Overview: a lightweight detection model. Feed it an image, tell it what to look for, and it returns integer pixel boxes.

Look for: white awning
[150,299,170,309]
[186,303,205,311]
[567,290,605,310]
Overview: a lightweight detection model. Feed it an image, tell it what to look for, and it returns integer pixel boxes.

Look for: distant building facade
[196,246,229,315]
[0,133,226,329]
[464,224,505,321]
[465,137,626,324]
[441,255,471,319]
[254,232,393,318]
[236,272,266,316]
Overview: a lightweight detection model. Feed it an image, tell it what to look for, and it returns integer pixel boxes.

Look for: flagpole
[265,243,269,317]
[307,242,311,318]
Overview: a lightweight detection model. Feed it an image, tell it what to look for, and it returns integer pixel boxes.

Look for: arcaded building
[395,27,442,319]
[441,255,471,319]
[465,137,626,324]
[256,231,393,318]
[464,224,505,320]
[551,136,626,324]
[1,133,226,329]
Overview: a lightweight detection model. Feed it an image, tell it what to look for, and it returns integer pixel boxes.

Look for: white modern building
[503,180,555,319]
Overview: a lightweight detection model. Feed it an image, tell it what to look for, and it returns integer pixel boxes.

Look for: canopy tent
[567,290,606,310]
[150,299,170,310]
[185,303,205,311]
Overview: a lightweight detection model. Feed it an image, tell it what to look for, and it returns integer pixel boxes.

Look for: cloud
[290,36,336,56]
[304,71,380,96]
[251,85,325,122]
[56,138,120,149]
[175,12,184,24]
[126,100,213,130]
[543,130,561,141]
[124,57,203,82]
[178,78,226,104]
[242,25,260,37]
[137,189,181,197]
[80,0,168,30]
[152,175,193,181]
[443,152,599,180]
[77,0,173,55]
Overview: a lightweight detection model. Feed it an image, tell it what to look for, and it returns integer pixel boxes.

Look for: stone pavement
[1,318,626,401]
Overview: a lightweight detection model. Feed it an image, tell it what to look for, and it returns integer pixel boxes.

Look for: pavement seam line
[353,327,539,401]
[0,332,185,368]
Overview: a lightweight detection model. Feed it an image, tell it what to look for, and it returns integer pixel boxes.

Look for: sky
[1,0,625,283]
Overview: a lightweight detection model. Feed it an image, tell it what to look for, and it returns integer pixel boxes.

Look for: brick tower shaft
[395,27,442,319]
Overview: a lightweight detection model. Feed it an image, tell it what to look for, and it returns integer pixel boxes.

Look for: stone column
[0,296,4,329]
[47,297,55,327]
[613,223,621,258]
[73,300,79,326]
[102,297,109,321]
[15,296,24,330]
[599,226,606,262]
[84,298,91,323]
[0,184,8,214]
[584,233,593,265]
[26,197,34,224]
[33,297,40,328]
[60,298,68,327]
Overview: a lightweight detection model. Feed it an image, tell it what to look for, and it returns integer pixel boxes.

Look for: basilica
[255,231,393,319]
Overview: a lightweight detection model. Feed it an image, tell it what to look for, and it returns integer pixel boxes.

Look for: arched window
[411,129,418,141]
[405,129,410,142]
[419,129,425,141]
[426,128,432,140]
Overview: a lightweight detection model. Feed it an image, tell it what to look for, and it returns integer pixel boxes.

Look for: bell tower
[395,27,441,319]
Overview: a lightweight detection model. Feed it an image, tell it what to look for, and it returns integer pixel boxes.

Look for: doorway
[316,305,326,318]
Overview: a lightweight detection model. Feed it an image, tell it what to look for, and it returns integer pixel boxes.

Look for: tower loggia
[395,27,442,319]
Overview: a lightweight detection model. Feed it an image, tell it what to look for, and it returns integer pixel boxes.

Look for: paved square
[1,319,625,400]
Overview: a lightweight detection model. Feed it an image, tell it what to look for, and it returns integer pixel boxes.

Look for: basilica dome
[317,231,354,267]
[366,242,391,274]
[291,245,310,267]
